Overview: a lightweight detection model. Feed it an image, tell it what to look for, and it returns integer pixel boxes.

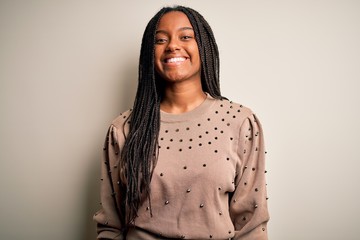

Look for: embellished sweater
[94,94,270,240]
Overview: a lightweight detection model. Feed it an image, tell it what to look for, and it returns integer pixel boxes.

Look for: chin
[161,73,187,82]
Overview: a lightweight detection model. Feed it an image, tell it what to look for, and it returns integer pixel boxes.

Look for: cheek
[190,45,201,65]
[154,48,162,71]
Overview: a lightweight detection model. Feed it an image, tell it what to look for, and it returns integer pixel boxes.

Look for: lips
[163,57,187,63]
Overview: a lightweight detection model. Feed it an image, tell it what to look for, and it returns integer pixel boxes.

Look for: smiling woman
[93,5,269,240]
[154,11,201,85]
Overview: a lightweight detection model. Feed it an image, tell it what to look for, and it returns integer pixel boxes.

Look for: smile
[164,57,187,63]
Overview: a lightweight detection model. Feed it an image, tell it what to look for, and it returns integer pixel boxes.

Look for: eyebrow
[155,27,194,34]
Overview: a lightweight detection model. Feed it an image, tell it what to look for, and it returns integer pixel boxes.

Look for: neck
[161,81,206,114]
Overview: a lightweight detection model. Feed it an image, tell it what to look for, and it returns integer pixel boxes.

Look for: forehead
[156,11,193,31]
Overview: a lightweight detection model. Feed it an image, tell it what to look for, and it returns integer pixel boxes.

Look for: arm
[93,125,125,240]
[230,114,270,240]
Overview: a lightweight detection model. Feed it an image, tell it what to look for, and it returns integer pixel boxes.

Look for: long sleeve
[230,114,270,240]
[93,125,125,240]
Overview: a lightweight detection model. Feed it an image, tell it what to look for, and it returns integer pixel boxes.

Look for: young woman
[94,6,270,240]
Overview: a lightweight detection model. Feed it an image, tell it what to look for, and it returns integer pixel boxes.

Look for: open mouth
[164,57,187,63]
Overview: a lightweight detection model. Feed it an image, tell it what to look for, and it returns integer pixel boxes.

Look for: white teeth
[166,57,186,63]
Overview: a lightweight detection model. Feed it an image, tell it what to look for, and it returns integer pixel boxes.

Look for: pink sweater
[94,94,270,239]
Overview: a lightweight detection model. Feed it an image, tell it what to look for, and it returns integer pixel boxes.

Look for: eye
[155,38,167,44]
[181,35,193,40]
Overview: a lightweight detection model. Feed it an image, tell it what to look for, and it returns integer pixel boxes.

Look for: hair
[120,5,224,225]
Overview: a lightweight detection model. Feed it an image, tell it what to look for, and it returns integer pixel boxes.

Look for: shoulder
[214,96,255,120]
[110,109,132,129]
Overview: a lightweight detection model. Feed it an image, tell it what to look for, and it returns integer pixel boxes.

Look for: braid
[120,5,224,225]
[180,7,222,98]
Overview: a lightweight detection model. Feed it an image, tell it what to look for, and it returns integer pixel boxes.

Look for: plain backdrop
[1,0,359,239]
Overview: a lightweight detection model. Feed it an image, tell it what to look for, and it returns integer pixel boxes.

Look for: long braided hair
[120,5,224,224]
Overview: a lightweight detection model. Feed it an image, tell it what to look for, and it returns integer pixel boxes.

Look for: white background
[1,1,359,239]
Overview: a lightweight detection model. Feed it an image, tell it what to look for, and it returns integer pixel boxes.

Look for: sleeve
[230,113,270,240]
[93,125,126,240]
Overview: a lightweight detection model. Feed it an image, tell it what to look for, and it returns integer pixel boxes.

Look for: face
[154,11,201,83]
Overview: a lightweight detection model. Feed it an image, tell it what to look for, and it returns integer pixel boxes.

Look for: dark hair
[120,5,223,224]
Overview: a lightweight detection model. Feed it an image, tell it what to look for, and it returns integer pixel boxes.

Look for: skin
[155,11,206,114]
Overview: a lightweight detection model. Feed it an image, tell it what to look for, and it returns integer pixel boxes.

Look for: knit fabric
[94,94,270,240]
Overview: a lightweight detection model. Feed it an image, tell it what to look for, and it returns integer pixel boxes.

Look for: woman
[94,5,269,240]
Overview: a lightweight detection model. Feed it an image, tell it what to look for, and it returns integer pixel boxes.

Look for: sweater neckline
[160,93,216,122]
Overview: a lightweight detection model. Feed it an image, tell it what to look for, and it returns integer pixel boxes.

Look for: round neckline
[160,93,216,122]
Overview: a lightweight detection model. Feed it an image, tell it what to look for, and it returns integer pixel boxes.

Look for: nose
[166,38,180,52]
